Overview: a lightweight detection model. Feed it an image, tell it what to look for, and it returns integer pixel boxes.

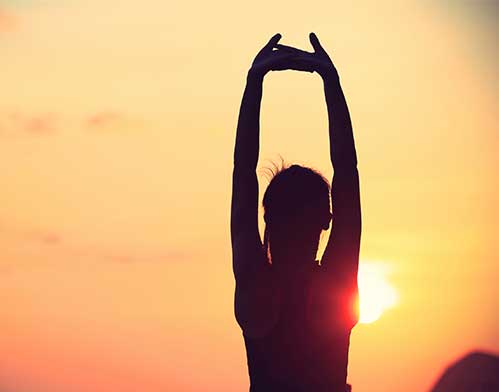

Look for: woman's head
[262,163,331,266]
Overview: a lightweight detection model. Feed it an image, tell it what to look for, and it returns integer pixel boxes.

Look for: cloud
[39,233,62,245]
[0,8,18,33]
[23,228,63,245]
[86,111,124,129]
[0,112,58,137]
[24,115,58,135]
[84,111,144,134]
[0,110,141,138]
[1,221,188,267]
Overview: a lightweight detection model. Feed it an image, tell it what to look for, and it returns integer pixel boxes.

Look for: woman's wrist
[321,68,340,84]
[247,68,265,86]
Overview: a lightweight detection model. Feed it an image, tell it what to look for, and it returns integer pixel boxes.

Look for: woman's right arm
[321,70,361,290]
[232,35,298,337]
[307,33,361,326]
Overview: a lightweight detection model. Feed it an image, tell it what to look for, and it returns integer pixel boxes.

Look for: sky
[0,0,498,391]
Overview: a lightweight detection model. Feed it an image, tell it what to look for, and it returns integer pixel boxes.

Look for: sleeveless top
[231,168,361,391]
[242,265,354,392]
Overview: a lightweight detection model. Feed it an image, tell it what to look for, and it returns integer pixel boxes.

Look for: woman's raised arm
[231,34,298,281]
[289,33,361,324]
[321,61,361,293]
[313,33,361,315]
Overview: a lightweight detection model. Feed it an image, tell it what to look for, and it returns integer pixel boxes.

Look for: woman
[231,32,361,392]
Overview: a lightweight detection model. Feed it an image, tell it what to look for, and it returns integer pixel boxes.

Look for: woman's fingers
[274,45,317,71]
[266,33,282,51]
[275,44,312,56]
[269,52,298,70]
[254,33,282,66]
[250,34,334,76]
[271,53,316,72]
[255,33,282,61]
[309,32,324,53]
[270,50,296,61]
[288,60,315,73]
[291,55,324,73]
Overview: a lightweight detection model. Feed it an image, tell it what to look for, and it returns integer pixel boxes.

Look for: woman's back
[242,263,355,392]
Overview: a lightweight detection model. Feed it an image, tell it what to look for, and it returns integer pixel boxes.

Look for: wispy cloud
[1,222,189,267]
[39,232,62,245]
[0,8,18,32]
[84,111,144,134]
[19,227,63,245]
[86,111,123,129]
[0,112,58,136]
[24,115,58,135]
[4,0,47,9]
[0,111,137,137]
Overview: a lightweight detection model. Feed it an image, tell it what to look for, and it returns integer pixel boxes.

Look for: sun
[357,262,397,324]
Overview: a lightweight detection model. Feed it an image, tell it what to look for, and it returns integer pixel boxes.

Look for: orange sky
[0,1,498,391]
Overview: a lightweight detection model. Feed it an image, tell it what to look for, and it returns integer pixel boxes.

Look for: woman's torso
[243,266,353,392]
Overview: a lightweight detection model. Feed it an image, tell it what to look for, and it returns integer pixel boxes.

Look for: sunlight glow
[357,262,398,324]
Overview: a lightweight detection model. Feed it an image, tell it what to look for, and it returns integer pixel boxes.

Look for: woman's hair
[262,162,331,263]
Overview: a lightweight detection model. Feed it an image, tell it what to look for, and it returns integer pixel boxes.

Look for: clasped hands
[249,32,337,80]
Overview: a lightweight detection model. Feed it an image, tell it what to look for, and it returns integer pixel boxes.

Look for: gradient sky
[0,1,498,391]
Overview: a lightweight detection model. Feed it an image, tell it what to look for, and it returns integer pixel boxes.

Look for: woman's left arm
[231,71,265,281]
[231,34,297,280]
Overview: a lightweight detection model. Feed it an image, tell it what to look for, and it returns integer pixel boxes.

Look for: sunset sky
[0,1,498,391]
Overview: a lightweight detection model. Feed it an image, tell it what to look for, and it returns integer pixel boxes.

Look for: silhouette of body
[231,33,361,392]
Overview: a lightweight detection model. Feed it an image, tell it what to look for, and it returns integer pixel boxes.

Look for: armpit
[235,269,280,339]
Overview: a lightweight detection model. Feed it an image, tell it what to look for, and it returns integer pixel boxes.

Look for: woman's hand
[276,32,338,80]
[248,33,312,79]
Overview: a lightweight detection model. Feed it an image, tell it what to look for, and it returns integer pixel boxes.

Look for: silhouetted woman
[231,33,361,392]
